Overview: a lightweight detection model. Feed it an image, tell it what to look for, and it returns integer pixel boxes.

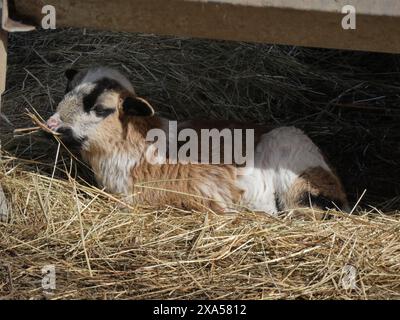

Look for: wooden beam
[0,29,9,222]
[0,30,6,97]
[209,1,400,17]
[11,0,400,53]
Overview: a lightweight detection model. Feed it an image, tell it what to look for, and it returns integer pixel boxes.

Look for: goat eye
[93,105,115,118]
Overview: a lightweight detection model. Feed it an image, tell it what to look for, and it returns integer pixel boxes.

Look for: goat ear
[121,96,155,117]
[65,68,78,81]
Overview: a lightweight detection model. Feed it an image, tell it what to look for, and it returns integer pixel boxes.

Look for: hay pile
[1,155,400,299]
[1,28,400,299]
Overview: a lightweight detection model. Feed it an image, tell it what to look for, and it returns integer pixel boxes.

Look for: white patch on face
[237,126,331,215]
[53,83,95,140]
[48,67,137,146]
[70,110,103,147]
[49,82,122,148]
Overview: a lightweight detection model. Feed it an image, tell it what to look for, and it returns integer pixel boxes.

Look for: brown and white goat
[46,67,349,215]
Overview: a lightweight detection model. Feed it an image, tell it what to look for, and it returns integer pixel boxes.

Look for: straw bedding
[0,28,399,299]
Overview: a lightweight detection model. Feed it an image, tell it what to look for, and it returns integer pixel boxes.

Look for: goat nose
[46,117,60,130]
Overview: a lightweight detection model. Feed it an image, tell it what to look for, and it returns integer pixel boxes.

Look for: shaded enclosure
[1,27,400,300]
